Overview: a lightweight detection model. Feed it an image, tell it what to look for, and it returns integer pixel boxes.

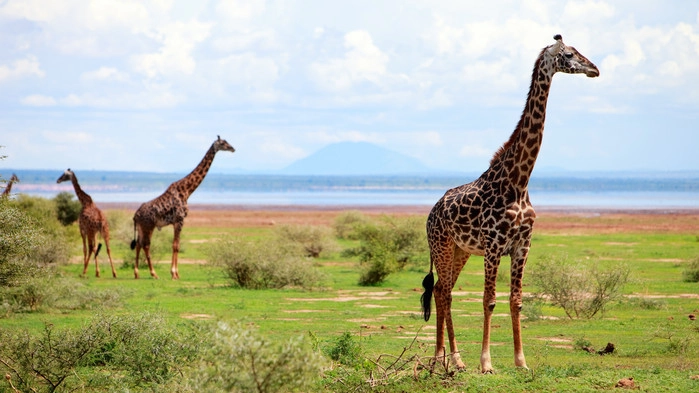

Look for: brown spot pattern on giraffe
[421,34,599,373]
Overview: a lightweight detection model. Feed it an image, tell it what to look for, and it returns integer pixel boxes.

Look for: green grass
[2,217,698,392]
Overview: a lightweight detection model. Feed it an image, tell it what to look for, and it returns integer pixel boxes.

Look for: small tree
[207,237,324,290]
[529,255,630,319]
[54,191,81,226]
[275,224,337,258]
[333,210,370,240]
[343,216,427,286]
[184,322,323,393]
[682,256,699,282]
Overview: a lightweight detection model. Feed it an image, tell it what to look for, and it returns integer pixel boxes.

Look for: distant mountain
[281,142,433,175]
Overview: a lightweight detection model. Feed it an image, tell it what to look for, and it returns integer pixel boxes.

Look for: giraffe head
[9,173,18,183]
[56,168,74,184]
[213,135,236,154]
[546,34,599,78]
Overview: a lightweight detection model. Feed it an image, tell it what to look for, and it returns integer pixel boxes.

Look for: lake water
[9,170,699,209]
[22,189,699,209]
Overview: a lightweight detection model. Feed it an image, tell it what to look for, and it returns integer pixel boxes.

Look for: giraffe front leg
[144,244,159,279]
[102,230,117,278]
[134,244,141,279]
[510,248,530,369]
[432,282,447,371]
[171,224,182,279]
[480,253,501,374]
[81,235,89,277]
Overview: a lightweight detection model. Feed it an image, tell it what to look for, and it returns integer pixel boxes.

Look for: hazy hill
[281,142,433,175]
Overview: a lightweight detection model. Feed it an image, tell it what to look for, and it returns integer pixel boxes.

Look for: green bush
[275,224,338,258]
[0,200,44,287]
[323,332,363,367]
[206,237,325,289]
[334,210,371,240]
[54,191,81,226]
[0,312,199,392]
[682,256,699,282]
[342,216,427,286]
[529,255,630,319]
[183,322,323,393]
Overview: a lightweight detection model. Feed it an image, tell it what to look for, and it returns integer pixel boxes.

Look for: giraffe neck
[70,175,93,206]
[2,178,14,196]
[489,51,553,190]
[174,144,217,200]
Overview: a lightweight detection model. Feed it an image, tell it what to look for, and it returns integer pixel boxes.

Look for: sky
[1,0,698,175]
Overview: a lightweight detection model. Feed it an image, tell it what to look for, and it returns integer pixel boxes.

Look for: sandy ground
[102,203,699,235]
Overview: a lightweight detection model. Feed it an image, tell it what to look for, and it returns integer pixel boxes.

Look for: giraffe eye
[564,52,573,59]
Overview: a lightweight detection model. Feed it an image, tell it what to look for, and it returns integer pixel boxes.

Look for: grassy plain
[3,205,699,392]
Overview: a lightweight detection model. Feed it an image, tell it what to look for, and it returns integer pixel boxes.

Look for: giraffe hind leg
[81,234,89,277]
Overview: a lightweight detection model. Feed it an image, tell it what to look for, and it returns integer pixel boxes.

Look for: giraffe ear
[547,36,563,55]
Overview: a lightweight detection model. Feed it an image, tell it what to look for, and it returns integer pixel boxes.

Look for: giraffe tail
[95,243,102,257]
[420,271,434,322]
[130,221,137,250]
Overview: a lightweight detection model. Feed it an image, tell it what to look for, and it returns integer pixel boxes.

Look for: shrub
[0,200,44,287]
[206,237,324,290]
[529,255,630,319]
[323,332,363,367]
[275,224,338,258]
[0,312,199,392]
[183,322,323,393]
[54,191,81,226]
[682,256,699,282]
[343,216,427,286]
[334,210,370,240]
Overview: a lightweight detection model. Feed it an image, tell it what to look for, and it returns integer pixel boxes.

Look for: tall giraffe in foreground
[57,169,117,278]
[1,173,19,197]
[421,35,599,373]
[130,136,235,279]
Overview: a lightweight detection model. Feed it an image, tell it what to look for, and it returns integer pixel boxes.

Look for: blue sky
[1,0,698,175]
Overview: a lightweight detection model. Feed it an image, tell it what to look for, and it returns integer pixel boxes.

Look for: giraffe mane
[489,47,547,166]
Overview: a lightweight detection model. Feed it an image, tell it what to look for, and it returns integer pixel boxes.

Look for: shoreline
[100,202,699,216]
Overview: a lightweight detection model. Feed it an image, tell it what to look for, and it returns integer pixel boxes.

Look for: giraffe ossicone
[56,168,117,278]
[130,136,235,279]
[421,34,599,374]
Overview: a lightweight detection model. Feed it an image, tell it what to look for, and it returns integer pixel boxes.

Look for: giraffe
[421,35,599,373]
[57,169,117,278]
[130,136,235,279]
[1,173,19,198]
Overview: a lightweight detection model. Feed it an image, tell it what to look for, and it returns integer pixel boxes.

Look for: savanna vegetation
[0,190,698,392]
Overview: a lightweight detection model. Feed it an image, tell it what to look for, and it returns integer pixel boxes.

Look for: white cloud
[459,144,492,158]
[21,94,56,107]
[310,30,390,91]
[131,20,212,78]
[305,131,384,145]
[0,56,44,82]
[56,87,185,109]
[81,67,130,82]
[43,130,93,144]
[216,0,266,22]
[562,0,615,22]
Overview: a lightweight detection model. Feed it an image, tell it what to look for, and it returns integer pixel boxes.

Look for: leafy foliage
[333,210,371,240]
[681,256,699,282]
[529,255,630,319]
[54,191,81,226]
[0,312,199,392]
[183,322,323,393]
[323,332,363,367]
[206,237,325,289]
[342,215,427,285]
[275,224,338,258]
